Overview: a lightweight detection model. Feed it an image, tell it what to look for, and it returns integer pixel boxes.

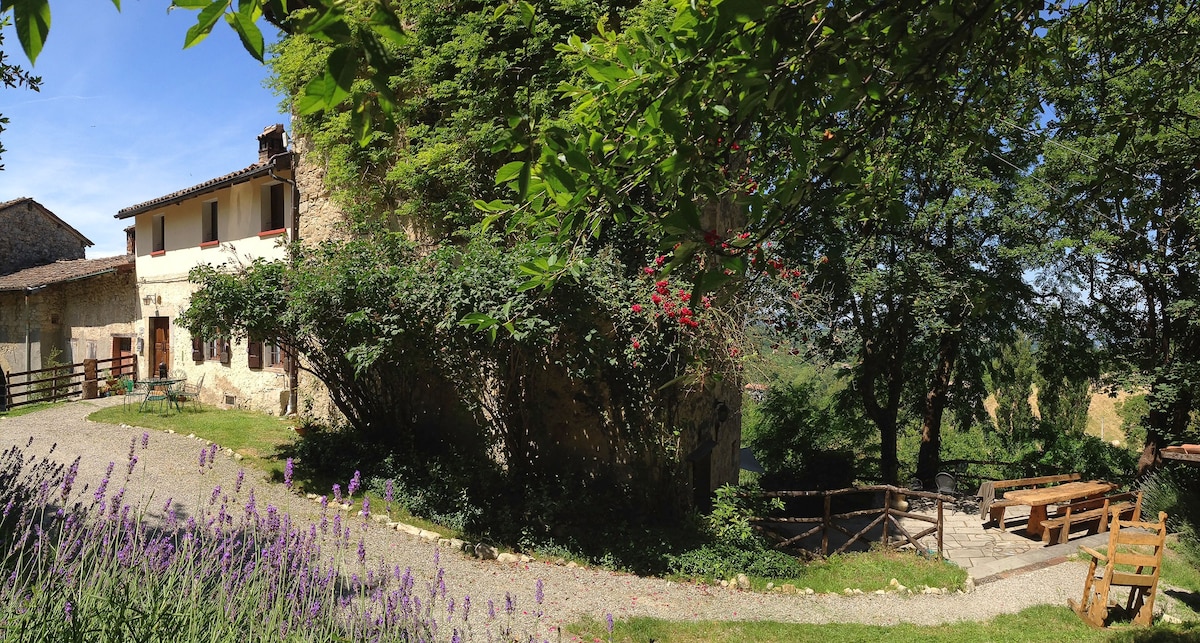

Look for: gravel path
[0,399,1091,632]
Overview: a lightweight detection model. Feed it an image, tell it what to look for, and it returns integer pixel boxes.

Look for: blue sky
[0,2,286,258]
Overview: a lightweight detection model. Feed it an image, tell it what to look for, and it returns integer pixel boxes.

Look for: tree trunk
[917,331,959,485]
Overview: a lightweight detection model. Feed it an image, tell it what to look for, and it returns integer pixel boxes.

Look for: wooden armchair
[1070,509,1168,627]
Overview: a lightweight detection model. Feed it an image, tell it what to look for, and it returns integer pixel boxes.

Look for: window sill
[258,228,287,238]
[200,240,220,249]
[150,250,166,257]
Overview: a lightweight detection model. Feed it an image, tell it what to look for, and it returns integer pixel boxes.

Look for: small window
[205,337,221,361]
[152,214,165,252]
[202,201,218,243]
[262,183,286,232]
[267,342,286,369]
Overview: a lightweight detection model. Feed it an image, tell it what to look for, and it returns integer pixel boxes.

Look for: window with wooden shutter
[192,337,204,362]
[247,340,263,369]
[220,338,231,365]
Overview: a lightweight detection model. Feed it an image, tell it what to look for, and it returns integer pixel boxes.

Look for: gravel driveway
[0,398,1092,633]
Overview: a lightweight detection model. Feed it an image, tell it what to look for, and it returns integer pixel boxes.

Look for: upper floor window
[202,201,218,243]
[262,183,286,232]
[152,214,165,253]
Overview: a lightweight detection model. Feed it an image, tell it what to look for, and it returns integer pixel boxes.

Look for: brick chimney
[258,124,286,163]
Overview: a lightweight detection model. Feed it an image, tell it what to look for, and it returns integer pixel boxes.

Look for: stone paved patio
[901,497,1069,574]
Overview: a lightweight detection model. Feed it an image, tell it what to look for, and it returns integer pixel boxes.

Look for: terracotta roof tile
[0,255,134,292]
[115,152,292,220]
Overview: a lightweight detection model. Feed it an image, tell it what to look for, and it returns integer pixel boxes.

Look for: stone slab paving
[900,498,1066,578]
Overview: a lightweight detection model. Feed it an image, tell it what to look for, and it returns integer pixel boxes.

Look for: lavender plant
[0,440,561,642]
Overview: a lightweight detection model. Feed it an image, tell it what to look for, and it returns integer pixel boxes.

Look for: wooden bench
[978,473,1082,528]
[1039,490,1142,544]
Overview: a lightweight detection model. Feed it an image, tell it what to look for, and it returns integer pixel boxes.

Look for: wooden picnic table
[1000,480,1117,538]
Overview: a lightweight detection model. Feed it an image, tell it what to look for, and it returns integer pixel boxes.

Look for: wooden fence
[753,485,954,559]
[1,355,137,410]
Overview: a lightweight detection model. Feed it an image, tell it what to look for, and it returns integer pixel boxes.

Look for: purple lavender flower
[61,456,80,500]
[384,478,394,512]
[284,458,294,490]
[505,592,515,616]
[93,462,114,502]
[128,436,137,461]
[141,432,150,449]
[208,443,218,467]
[462,595,470,622]
[235,469,245,493]
[127,454,138,477]
[332,484,342,504]
[357,537,366,564]
[199,447,208,471]
[64,600,72,619]
[210,486,222,505]
[607,612,614,633]
[535,578,544,605]
[361,496,370,518]
[348,470,361,497]
[488,599,496,620]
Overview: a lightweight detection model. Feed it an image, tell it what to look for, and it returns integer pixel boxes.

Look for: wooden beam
[1162,451,1200,464]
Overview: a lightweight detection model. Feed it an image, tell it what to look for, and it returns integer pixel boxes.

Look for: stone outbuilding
[0,197,93,276]
[0,255,137,377]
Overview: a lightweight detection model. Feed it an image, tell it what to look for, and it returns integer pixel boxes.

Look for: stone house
[0,254,137,378]
[114,124,298,414]
[0,197,93,276]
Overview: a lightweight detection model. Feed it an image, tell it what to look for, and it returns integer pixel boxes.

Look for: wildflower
[64,600,73,619]
[642,266,655,274]
[607,612,614,633]
[141,432,150,449]
[631,339,641,350]
[198,448,207,471]
[332,484,342,504]
[348,470,361,497]
[357,537,366,564]
[631,304,642,313]
[236,469,245,493]
[208,443,218,467]
[127,454,138,477]
[535,578,544,604]
[284,458,294,490]
[362,496,370,518]
[651,293,662,304]
[210,486,222,505]
[488,599,496,620]
[462,595,471,622]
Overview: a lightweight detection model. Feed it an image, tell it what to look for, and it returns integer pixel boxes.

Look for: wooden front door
[112,337,134,377]
[149,317,170,378]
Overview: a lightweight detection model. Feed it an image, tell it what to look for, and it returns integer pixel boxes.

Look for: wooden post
[821,493,832,556]
[0,369,7,412]
[882,487,891,548]
[82,358,98,400]
[936,498,944,560]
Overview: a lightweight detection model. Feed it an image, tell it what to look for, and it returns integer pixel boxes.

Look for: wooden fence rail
[2,355,137,410]
[752,485,954,559]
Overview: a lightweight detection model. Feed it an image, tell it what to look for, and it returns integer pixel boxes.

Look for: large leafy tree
[1038,0,1200,472]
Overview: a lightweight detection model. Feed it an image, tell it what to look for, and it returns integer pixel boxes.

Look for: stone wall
[294,136,350,245]
[0,270,137,387]
[0,201,88,276]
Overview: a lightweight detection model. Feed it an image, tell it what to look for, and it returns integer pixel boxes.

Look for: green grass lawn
[568,605,1199,643]
[88,404,296,472]
[758,549,966,593]
[0,401,60,418]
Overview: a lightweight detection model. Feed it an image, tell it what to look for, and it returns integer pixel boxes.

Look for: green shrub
[747,380,876,487]
[1140,465,1200,562]
[667,542,806,581]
